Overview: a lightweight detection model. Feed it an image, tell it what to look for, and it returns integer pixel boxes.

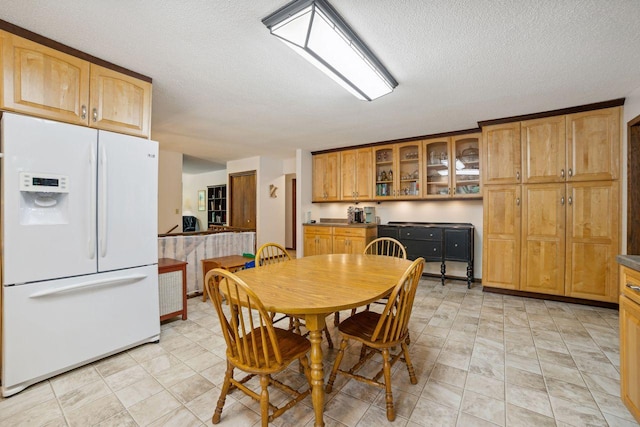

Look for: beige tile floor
[1,277,639,427]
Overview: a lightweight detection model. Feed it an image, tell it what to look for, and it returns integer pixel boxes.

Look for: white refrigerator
[1,113,160,397]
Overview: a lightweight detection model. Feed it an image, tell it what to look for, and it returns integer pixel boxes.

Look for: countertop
[617,255,640,272]
[303,222,377,228]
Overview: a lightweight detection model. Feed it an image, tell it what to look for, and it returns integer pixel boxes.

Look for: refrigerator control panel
[19,172,69,193]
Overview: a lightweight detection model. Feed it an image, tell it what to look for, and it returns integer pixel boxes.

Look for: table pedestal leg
[305,314,326,427]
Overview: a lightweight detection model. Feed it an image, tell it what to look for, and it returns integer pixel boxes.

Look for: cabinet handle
[92,108,98,122]
[81,105,87,119]
[453,187,456,194]
[433,248,437,252]
[561,196,565,205]
[516,197,520,206]
[568,196,572,205]
[568,168,573,177]
[454,243,458,247]
[516,171,520,181]
[627,284,640,292]
[561,169,565,178]
[448,187,451,195]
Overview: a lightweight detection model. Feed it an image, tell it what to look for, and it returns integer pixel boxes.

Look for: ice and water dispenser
[19,172,69,225]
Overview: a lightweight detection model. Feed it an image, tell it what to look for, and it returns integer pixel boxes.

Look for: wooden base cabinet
[620,265,640,423]
[304,225,376,256]
[304,226,333,256]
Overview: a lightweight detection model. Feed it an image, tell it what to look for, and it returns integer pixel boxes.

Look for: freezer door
[97,131,158,272]
[1,265,160,396]
[1,114,98,285]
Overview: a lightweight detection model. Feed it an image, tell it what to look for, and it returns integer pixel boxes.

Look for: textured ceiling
[2,1,640,171]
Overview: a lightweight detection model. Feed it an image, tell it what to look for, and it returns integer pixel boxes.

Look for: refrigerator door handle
[88,146,97,259]
[99,144,108,258]
[29,274,147,298]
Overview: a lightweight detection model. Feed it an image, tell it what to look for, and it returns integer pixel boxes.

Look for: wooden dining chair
[204,268,312,426]
[256,242,333,348]
[335,237,408,325]
[364,237,407,259]
[326,257,425,422]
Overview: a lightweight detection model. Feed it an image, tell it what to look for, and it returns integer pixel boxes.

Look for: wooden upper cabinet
[1,32,90,125]
[482,122,521,185]
[451,133,481,197]
[373,142,421,200]
[0,31,152,137]
[566,107,620,182]
[340,148,372,201]
[312,152,340,202]
[89,64,152,138]
[521,116,566,183]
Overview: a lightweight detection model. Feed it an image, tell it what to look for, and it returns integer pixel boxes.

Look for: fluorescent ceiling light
[262,0,398,101]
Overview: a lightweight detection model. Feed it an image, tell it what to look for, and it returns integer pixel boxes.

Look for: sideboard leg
[440,262,446,286]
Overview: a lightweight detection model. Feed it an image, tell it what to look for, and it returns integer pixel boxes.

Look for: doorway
[230,171,256,230]
[628,115,640,253]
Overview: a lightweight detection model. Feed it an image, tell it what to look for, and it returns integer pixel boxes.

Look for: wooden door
[565,181,619,302]
[619,295,640,424]
[230,171,256,230]
[482,185,521,290]
[521,116,566,183]
[89,64,152,138]
[312,153,339,202]
[520,184,565,295]
[482,122,521,185]
[1,32,90,125]
[566,107,620,182]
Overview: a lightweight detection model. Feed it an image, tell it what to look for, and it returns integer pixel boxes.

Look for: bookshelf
[207,184,227,227]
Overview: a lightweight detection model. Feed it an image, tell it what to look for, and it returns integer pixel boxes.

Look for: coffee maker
[364,206,376,223]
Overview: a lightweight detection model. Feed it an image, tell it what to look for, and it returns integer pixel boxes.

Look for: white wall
[227,156,293,249]
[285,174,295,248]
[158,150,183,234]
[182,170,227,230]
[622,85,640,253]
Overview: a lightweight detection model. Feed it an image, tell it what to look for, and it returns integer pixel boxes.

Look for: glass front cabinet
[424,133,481,199]
[374,142,422,200]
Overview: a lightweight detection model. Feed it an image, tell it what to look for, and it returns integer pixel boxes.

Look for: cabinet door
[565,181,619,302]
[520,184,565,296]
[374,145,396,199]
[2,33,90,125]
[355,148,373,200]
[482,185,521,289]
[522,116,566,183]
[566,107,620,182]
[424,138,450,198]
[396,142,421,198]
[89,64,152,138]
[452,133,481,197]
[340,148,373,201]
[340,150,357,201]
[312,152,339,202]
[482,123,521,185]
[619,295,640,424]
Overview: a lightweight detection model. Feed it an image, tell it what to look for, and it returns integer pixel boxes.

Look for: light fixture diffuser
[262,0,398,101]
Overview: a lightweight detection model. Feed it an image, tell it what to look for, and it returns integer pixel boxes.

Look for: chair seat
[338,310,406,347]
[229,327,311,371]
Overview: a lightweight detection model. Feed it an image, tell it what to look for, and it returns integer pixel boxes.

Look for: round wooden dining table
[233,253,414,427]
